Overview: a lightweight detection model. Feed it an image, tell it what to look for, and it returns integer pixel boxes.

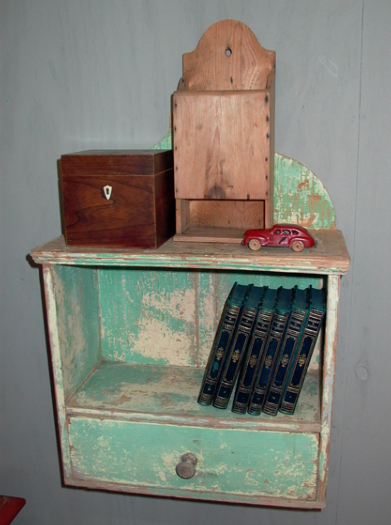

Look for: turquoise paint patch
[97,268,322,366]
[69,417,318,499]
[99,268,197,365]
[274,154,336,230]
[152,130,172,150]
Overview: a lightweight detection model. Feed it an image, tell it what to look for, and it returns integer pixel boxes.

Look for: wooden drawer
[68,416,319,503]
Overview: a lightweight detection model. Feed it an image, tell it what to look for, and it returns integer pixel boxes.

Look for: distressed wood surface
[47,263,322,375]
[67,363,321,433]
[173,227,246,243]
[273,154,335,230]
[33,239,346,508]
[96,268,321,367]
[66,477,326,509]
[42,266,73,477]
[318,274,340,501]
[68,417,318,501]
[173,90,272,200]
[30,229,349,274]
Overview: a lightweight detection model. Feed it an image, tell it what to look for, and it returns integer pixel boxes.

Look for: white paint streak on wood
[43,266,72,477]
[318,275,340,495]
[141,288,196,324]
[198,289,217,366]
[130,317,193,366]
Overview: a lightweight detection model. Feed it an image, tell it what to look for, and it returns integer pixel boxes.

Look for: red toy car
[243,224,315,252]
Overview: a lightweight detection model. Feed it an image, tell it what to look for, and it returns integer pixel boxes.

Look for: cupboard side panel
[318,274,340,501]
[42,265,72,477]
[53,265,101,398]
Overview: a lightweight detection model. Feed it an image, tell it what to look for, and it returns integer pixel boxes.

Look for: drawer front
[68,417,319,501]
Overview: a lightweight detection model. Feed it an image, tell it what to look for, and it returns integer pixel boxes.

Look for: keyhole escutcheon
[103,185,112,200]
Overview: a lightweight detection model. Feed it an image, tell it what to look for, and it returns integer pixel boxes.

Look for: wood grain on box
[60,150,175,249]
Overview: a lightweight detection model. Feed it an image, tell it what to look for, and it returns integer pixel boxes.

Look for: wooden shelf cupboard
[31,227,350,509]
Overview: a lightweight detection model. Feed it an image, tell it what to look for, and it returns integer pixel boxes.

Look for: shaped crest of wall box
[172,20,276,243]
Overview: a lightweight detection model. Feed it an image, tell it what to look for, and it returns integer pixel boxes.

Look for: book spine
[262,306,307,416]
[197,301,242,405]
[247,309,290,415]
[213,304,258,409]
[231,308,274,414]
[280,308,325,415]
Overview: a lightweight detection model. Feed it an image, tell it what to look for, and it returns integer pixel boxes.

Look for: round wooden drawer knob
[176,453,198,479]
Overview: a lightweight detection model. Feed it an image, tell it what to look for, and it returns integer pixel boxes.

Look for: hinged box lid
[60,149,173,177]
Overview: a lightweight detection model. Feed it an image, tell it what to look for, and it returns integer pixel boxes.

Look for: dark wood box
[60,150,175,248]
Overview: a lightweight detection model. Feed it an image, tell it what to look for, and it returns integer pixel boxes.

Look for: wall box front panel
[173,91,272,201]
[31,231,350,509]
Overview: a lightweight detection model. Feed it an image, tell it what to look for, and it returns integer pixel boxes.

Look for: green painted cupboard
[31,155,350,508]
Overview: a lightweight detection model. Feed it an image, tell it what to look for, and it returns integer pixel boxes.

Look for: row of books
[198,282,326,416]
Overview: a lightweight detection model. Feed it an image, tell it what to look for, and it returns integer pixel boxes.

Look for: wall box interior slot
[172,20,275,243]
[31,226,350,508]
[175,199,265,243]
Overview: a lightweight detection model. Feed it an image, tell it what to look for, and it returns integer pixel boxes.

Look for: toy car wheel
[248,239,261,251]
[291,240,304,252]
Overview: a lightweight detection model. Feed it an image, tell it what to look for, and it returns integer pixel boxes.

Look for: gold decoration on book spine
[264,355,273,368]
[298,353,307,367]
[232,350,240,363]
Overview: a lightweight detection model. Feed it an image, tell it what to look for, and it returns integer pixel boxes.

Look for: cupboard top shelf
[31,230,350,274]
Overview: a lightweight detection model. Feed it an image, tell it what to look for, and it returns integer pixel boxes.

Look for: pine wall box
[172,20,275,243]
[30,151,350,509]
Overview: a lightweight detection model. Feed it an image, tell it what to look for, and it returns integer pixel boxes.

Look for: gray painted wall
[1,1,390,523]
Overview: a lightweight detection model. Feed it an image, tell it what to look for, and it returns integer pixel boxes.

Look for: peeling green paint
[319,275,339,485]
[69,417,318,500]
[81,267,321,367]
[273,154,335,230]
[68,362,321,430]
[99,269,197,365]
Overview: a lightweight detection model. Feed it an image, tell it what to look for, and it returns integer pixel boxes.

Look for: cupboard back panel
[98,268,324,368]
